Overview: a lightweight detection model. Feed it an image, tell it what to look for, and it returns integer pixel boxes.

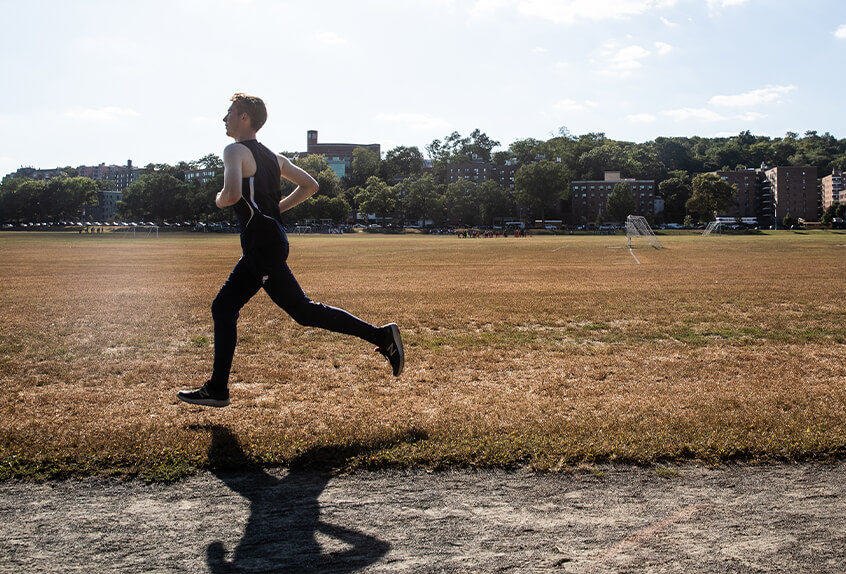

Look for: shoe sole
[177,394,230,408]
[387,323,404,376]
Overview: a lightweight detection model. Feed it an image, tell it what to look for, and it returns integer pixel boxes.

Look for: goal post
[112,225,159,238]
[702,221,722,236]
[625,215,663,249]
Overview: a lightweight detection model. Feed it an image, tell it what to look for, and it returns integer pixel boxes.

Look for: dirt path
[1,463,844,573]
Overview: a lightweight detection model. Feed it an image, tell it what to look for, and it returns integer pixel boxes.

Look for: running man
[178,93,403,408]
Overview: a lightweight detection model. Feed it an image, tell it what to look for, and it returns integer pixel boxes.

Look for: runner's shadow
[191,424,405,573]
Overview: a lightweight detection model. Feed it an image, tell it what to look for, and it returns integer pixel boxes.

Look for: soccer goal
[113,225,159,238]
[702,221,722,236]
[626,215,663,249]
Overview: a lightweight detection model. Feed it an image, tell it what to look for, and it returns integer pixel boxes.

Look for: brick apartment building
[446,159,518,190]
[84,190,123,221]
[715,168,759,218]
[765,165,818,221]
[821,170,844,211]
[2,166,68,182]
[570,171,656,224]
[5,160,142,191]
[184,167,220,183]
[305,130,380,179]
[76,160,142,190]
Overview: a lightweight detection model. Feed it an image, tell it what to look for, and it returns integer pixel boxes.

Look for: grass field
[1,230,844,480]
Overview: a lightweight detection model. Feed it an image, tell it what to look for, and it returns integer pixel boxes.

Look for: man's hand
[277,156,319,214]
[216,144,244,208]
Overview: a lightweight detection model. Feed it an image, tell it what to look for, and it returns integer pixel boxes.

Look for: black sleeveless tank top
[232,140,287,254]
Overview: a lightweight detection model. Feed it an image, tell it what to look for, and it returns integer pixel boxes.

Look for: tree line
[2,129,845,226]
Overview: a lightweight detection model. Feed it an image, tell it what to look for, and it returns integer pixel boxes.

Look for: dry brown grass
[1,230,844,480]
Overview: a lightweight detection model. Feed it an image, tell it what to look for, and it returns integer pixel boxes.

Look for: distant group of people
[78,226,104,234]
[456,229,532,238]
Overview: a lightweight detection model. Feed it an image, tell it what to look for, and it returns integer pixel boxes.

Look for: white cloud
[627,113,657,123]
[468,0,511,17]
[834,24,846,39]
[375,113,450,131]
[736,111,767,121]
[660,16,676,27]
[706,0,751,8]
[421,0,458,7]
[709,84,795,107]
[65,107,140,122]
[663,107,726,122]
[470,0,676,25]
[554,61,570,70]
[532,46,547,53]
[554,99,598,112]
[596,43,651,75]
[654,41,673,55]
[313,31,346,45]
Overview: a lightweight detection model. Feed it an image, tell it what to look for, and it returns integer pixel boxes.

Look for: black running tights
[209,254,384,388]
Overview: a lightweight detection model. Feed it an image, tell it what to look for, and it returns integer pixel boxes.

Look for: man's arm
[277,155,319,214]
[216,144,243,208]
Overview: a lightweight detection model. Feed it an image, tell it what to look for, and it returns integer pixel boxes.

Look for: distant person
[178,93,404,408]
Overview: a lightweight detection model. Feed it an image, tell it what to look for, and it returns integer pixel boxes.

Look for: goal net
[113,225,159,238]
[626,215,663,249]
[702,221,722,236]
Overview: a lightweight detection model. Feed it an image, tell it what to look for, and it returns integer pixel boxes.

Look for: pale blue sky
[1,0,844,177]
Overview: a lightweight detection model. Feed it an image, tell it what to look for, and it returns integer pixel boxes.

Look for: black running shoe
[177,381,230,408]
[375,323,404,376]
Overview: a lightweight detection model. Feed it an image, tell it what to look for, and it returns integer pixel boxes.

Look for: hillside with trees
[2,130,845,226]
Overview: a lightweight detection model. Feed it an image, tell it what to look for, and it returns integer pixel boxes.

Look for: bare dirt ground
[1,462,844,573]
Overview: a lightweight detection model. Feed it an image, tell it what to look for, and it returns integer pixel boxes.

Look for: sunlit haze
[1,0,844,175]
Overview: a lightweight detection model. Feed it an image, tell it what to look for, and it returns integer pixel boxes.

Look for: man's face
[223,104,246,137]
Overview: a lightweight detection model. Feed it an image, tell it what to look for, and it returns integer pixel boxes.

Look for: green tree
[342,186,361,221]
[118,173,187,221]
[402,175,445,226]
[685,173,737,222]
[508,138,543,164]
[309,195,351,224]
[315,167,340,198]
[577,142,628,180]
[476,180,511,227]
[295,154,331,179]
[48,176,100,221]
[355,176,396,226]
[310,195,333,220]
[196,154,223,170]
[326,196,351,224]
[513,160,570,223]
[445,178,480,226]
[462,129,500,162]
[782,213,797,229]
[426,132,470,183]
[821,204,835,226]
[0,178,45,222]
[0,176,98,223]
[350,147,381,187]
[491,151,512,166]
[380,146,423,182]
[658,175,692,223]
[606,182,636,222]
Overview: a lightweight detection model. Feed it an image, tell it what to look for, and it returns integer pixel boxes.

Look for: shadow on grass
[189,424,425,573]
